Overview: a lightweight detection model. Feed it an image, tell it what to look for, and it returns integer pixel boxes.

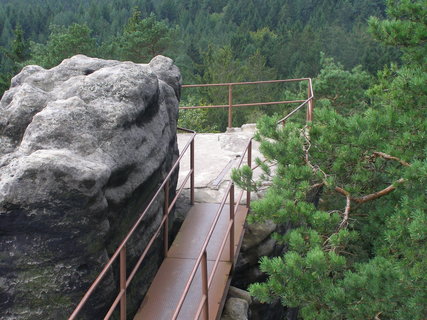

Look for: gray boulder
[221,297,249,320]
[0,55,181,319]
[241,220,277,251]
[227,286,252,305]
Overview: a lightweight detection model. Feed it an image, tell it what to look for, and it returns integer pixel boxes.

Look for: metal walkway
[134,203,248,320]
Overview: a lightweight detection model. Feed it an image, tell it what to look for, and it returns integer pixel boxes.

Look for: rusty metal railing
[172,139,253,320]
[69,127,196,320]
[174,78,314,319]
[182,78,314,128]
[69,78,314,320]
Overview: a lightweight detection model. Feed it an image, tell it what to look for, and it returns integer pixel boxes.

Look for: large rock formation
[0,55,181,319]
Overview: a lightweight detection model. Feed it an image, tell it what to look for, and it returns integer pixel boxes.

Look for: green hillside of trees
[0,0,400,98]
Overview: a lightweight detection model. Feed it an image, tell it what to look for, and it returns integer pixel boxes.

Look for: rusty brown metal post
[163,180,170,256]
[202,250,209,320]
[120,246,127,320]
[228,85,233,129]
[247,140,252,209]
[229,184,235,264]
[190,139,195,205]
[309,95,314,123]
[307,82,313,123]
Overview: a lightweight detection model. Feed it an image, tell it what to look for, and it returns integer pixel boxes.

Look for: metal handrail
[174,78,314,320]
[69,127,196,320]
[69,78,314,320]
[278,78,314,124]
[172,139,253,320]
[182,78,314,128]
[182,78,311,87]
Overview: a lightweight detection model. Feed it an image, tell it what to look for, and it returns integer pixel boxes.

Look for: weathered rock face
[0,55,181,319]
[230,220,290,320]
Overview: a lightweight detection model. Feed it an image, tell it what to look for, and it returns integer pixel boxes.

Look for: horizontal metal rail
[182,78,314,128]
[179,100,306,110]
[182,78,311,87]
[69,127,196,320]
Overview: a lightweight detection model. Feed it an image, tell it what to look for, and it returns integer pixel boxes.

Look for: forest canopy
[0,0,400,101]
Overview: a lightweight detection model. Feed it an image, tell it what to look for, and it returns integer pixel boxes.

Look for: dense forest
[0,0,399,98]
[1,0,426,319]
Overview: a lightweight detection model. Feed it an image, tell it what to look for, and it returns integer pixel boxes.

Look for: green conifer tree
[27,23,96,68]
[117,9,176,63]
[232,1,427,319]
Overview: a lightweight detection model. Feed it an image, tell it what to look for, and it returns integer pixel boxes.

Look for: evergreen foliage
[27,23,95,68]
[314,54,373,115]
[117,9,176,63]
[232,0,426,318]
[0,0,400,101]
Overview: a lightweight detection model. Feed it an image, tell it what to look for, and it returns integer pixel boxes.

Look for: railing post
[228,85,233,129]
[307,81,313,123]
[230,184,235,265]
[190,139,195,205]
[247,141,252,209]
[120,246,127,320]
[163,180,170,256]
[309,97,314,122]
[202,250,209,320]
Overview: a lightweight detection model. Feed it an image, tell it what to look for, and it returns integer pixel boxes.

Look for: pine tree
[117,9,176,63]
[232,1,427,319]
[27,23,96,68]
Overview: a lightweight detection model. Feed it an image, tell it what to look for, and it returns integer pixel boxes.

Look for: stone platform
[177,124,263,203]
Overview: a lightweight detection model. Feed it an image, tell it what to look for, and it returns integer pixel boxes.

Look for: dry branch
[310,182,325,190]
[335,178,406,204]
[334,187,351,230]
[301,126,328,179]
[372,152,410,167]
[352,178,406,203]
[375,312,382,320]
[341,190,351,229]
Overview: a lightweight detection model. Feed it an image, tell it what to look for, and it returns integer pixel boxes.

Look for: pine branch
[302,128,408,230]
[372,152,410,167]
[339,188,351,229]
[301,126,328,179]
[335,178,406,203]
[310,182,325,190]
[352,178,406,203]
[251,158,277,172]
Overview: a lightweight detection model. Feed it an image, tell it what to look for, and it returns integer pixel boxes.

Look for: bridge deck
[134,203,248,320]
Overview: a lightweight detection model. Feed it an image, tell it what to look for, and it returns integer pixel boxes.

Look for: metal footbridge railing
[69,78,314,320]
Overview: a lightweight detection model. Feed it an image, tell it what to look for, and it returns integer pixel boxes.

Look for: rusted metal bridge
[69,78,314,320]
